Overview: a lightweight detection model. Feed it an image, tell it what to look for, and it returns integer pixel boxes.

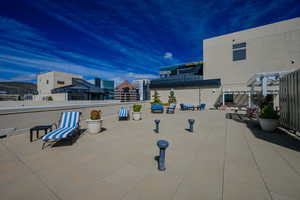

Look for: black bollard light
[156,140,169,171]
[154,119,160,133]
[188,119,195,132]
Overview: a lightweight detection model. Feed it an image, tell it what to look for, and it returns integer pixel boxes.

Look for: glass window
[232,42,246,61]
[233,49,246,61]
[57,81,65,85]
[225,94,234,103]
[233,42,246,49]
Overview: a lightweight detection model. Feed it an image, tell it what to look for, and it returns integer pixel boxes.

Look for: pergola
[246,70,293,107]
[221,70,293,108]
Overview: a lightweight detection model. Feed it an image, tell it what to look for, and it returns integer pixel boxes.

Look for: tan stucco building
[150,17,300,108]
[36,72,82,101]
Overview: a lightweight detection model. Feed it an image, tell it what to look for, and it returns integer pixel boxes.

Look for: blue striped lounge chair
[166,104,176,114]
[119,108,129,120]
[42,112,81,149]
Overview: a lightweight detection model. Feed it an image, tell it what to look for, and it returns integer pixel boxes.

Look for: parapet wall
[0,101,148,136]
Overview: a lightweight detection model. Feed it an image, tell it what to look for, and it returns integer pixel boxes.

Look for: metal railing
[152,75,203,84]
[279,68,300,133]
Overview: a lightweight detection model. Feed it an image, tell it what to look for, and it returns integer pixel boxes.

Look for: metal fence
[279,68,300,132]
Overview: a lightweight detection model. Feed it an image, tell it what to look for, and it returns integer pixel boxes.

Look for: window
[224,94,234,103]
[57,81,65,85]
[46,80,49,84]
[233,42,246,61]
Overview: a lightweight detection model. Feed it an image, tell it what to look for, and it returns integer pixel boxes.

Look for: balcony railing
[153,75,203,83]
[150,75,220,89]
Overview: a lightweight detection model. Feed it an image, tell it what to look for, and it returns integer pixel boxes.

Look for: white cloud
[164,52,173,59]
[10,73,37,81]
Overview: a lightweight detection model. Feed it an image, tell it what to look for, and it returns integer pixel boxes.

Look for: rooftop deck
[1,109,300,200]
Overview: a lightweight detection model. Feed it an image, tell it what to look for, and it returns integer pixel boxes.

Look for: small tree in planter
[258,104,279,132]
[86,110,103,134]
[132,104,142,120]
[168,90,177,105]
[151,90,162,104]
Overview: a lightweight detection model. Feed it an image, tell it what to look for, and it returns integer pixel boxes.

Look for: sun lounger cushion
[119,108,129,117]
[42,112,80,140]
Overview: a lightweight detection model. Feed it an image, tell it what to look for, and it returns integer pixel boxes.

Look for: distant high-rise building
[133,79,150,101]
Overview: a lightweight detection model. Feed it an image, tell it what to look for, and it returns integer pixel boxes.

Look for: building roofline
[160,61,203,71]
[204,16,300,42]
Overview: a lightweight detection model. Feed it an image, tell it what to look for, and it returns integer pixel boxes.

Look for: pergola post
[261,77,268,96]
[249,85,254,108]
[222,92,225,106]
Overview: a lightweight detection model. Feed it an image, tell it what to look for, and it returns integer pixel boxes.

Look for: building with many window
[133,79,150,101]
[150,61,221,105]
[114,80,139,102]
[150,17,300,108]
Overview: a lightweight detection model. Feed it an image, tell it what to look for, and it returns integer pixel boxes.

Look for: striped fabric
[118,108,128,117]
[42,112,80,140]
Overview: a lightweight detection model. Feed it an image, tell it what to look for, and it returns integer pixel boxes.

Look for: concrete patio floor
[1,110,300,200]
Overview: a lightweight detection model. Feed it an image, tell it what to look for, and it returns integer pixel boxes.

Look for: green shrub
[47,96,53,101]
[152,90,162,104]
[168,90,177,104]
[133,104,142,112]
[90,110,101,120]
[259,104,279,119]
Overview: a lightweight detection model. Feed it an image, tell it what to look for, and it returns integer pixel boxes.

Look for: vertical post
[154,120,160,133]
[199,88,201,105]
[262,77,267,96]
[249,84,254,108]
[156,140,169,171]
[222,92,225,106]
[188,119,195,132]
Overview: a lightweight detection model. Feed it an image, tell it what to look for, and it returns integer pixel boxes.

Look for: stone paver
[0,109,300,200]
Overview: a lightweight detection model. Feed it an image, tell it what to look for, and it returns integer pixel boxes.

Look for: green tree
[168,90,177,104]
[152,90,161,104]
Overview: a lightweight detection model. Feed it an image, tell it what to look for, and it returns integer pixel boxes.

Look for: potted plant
[132,104,142,120]
[258,104,279,132]
[168,90,177,105]
[86,110,103,134]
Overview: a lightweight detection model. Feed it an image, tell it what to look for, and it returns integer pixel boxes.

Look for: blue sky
[0,0,300,83]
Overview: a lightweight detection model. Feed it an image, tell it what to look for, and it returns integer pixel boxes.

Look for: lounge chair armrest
[51,123,58,130]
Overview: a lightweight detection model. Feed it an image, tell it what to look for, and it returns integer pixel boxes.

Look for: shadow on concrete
[52,128,87,148]
[226,113,300,152]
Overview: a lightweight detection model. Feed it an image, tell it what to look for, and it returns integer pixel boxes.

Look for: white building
[133,79,151,101]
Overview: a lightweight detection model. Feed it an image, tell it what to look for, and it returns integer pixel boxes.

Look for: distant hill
[0,82,37,96]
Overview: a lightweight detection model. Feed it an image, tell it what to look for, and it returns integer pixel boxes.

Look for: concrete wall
[0,102,148,133]
[204,17,300,92]
[151,87,221,108]
[0,100,120,107]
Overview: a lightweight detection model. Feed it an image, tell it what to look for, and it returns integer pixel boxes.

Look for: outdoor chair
[118,108,129,120]
[166,104,176,114]
[180,104,194,111]
[151,104,164,113]
[198,104,206,110]
[42,112,81,149]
